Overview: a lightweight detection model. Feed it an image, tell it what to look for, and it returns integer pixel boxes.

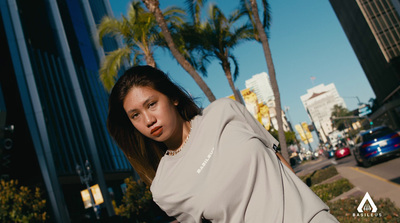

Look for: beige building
[300,83,346,142]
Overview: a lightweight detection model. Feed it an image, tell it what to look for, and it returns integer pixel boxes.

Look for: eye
[131,113,140,120]
[148,101,157,108]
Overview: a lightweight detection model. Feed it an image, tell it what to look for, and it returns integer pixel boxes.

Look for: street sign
[358,104,372,117]
[80,184,104,209]
[295,123,314,144]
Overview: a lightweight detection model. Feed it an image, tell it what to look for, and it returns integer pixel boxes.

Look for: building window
[357,0,400,62]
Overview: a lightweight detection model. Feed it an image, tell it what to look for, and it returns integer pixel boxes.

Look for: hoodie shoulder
[203,98,241,114]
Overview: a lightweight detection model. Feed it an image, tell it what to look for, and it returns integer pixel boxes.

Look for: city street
[295,150,400,184]
[294,150,400,208]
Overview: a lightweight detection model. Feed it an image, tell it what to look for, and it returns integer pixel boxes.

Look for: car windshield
[362,127,393,142]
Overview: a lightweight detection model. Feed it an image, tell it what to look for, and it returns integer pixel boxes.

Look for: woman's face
[123,86,183,144]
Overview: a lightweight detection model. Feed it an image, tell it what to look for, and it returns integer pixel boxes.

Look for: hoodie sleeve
[208,98,279,150]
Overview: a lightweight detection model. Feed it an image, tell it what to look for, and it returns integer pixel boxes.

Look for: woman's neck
[165,120,191,151]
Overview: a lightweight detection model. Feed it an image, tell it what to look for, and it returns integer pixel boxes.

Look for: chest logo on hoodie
[197,147,215,174]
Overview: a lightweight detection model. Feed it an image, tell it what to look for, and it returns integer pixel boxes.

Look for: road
[294,151,400,185]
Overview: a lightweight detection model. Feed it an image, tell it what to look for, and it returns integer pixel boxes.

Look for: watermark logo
[353,192,382,218]
[357,192,377,213]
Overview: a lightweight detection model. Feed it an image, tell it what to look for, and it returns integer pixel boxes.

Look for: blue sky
[109,0,375,147]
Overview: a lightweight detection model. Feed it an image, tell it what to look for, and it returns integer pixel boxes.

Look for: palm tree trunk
[222,59,242,103]
[249,0,289,162]
[144,52,156,68]
[142,0,216,102]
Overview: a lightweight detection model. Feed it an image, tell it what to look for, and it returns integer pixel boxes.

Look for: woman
[107,66,338,222]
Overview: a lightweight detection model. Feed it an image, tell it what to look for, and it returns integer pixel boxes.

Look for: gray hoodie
[151,98,337,223]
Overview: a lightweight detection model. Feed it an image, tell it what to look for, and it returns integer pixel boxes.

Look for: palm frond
[229,54,239,81]
[163,6,186,26]
[98,16,124,46]
[238,0,271,41]
[99,47,131,91]
[185,0,208,25]
[261,0,271,30]
[228,9,242,24]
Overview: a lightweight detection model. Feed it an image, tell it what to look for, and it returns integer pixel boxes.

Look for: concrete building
[301,83,347,142]
[329,0,400,130]
[0,0,132,221]
[245,72,274,103]
[245,72,290,131]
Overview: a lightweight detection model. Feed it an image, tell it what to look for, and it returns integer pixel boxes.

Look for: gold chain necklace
[165,122,192,156]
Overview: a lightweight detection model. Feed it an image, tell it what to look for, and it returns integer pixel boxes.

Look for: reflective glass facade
[0,0,131,221]
[329,0,400,130]
[356,0,400,62]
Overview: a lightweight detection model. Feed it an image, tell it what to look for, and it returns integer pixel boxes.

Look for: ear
[173,99,179,106]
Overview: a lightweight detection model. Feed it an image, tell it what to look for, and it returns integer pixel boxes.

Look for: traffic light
[368,119,373,126]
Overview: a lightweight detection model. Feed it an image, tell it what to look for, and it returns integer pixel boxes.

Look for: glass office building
[0,0,133,221]
[329,0,400,130]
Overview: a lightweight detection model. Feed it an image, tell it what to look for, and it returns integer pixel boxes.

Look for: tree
[243,0,289,162]
[185,0,208,25]
[188,4,253,103]
[115,178,152,221]
[97,0,185,91]
[284,131,297,146]
[0,179,48,222]
[142,0,216,102]
[368,97,379,113]
[331,105,352,131]
[269,130,297,148]
[166,0,208,75]
[115,177,173,222]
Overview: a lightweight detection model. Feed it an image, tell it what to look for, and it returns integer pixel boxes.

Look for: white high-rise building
[300,83,346,142]
[245,72,274,103]
[245,72,289,131]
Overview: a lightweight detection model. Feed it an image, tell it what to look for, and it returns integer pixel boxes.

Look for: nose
[144,112,156,127]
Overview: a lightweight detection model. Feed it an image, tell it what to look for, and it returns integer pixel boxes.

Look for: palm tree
[97,0,185,91]
[331,105,352,131]
[185,0,207,26]
[239,0,271,41]
[164,0,209,77]
[242,0,289,162]
[141,0,216,102]
[190,4,253,103]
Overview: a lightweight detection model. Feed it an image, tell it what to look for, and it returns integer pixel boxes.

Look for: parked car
[353,126,400,167]
[323,149,335,159]
[334,145,351,160]
[289,154,302,167]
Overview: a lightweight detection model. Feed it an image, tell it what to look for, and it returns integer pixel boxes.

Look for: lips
[150,126,163,137]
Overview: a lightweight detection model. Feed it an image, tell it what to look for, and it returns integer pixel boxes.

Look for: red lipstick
[150,126,163,137]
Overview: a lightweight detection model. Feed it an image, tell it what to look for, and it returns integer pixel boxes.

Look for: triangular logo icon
[357,192,377,213]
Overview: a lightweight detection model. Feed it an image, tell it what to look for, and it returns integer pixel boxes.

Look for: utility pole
[344,96,362,105]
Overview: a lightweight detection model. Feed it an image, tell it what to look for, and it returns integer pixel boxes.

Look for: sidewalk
[331,166,400,208]
[294,156,400,208]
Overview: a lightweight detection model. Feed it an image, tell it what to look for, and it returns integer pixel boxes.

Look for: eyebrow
[126,96,155,115]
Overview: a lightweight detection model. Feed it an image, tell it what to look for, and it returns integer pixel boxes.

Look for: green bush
[115,177,174,223]
[0,179,48,222]
[298,162,400,222]
[328,196,400,222]
[300,166,339,187]
[311,178,354,202]
[115,177,153,222]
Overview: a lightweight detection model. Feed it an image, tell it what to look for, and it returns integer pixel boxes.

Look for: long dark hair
[107,65,200,185]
